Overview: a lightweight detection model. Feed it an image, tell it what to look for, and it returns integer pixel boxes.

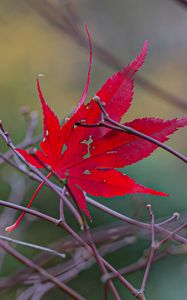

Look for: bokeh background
[0,0,187,299]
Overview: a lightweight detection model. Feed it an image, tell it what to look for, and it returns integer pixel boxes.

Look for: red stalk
[5,172,53,232]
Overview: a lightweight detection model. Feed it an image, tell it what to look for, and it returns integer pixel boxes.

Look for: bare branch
[77,97,187,164]
[29,0,187,111]
[139,205,157,296]
[0,235,66,259]
[0,240,86,300]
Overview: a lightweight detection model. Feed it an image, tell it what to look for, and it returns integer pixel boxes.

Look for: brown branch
[77,97,187,164]
[62,222,140,297]
[139,205,156,296]
[65,186,121,300]
[157,222,187,247]
[0,225,134,294]
[0,198,142,297]
[29,0,187,111]
[102,251,167,282]
[85,196,187,244]
[15,236,137,299]
[0,127,84,225]
[172,0,187,8]
[0,135,187,245]
[0,121,187,298]
[0,235,66,259]
[1,123,185,246]
[0,240,86,300]
[0,197,186,298]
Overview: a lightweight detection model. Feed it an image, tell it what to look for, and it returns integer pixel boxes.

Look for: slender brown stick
[0,133,42,166]
[29,0,187,111]
[172,0,187,8]
[66,186,121,300]
[0,123,187,298]
[0,193,186,247]
[105,119,187,164]
[1,199,187,299]
[157,222,187,247]
[0,200,59,225]
[0,128,82,224]
[1,117,187,244]
[0,235,66,259]
[84,227,120,300]
[86,196,187,245]
[0,192,138,297]
[139,205,156,296]
[1,141,186,246]
[62,222,139,297]
[0,199,141,296]
[158,212,180,226]
[102,251,167,282]
[77,97,187,164]
[0,130,139,300]
[0,240,86,300]
[0,151,82,225]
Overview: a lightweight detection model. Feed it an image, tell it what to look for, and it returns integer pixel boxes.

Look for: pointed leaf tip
[143,40,149,51]
[36,77,46,107]
[127,40,149,75]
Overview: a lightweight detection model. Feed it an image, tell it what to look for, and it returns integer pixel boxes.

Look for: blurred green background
[0,0,187,299]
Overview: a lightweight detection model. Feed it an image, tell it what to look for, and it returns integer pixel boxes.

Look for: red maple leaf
[6,29,187,231]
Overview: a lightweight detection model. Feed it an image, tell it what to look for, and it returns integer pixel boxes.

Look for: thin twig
[86,196,187,245]
[1,179,138,298]
[102,250,167,282]
[62,222,140,297]
[0,194,186,247]
[0,240,86,300]
[0,121,187,298]
[158,212,180,226]
[0,199,145,296]
[0,198,186,299]
[29,0,187,111]
[1,115,187,244]
[0,134,42,166]
[172,0,187,8]
[157,222,187,247]
[139,205,156,296]
[0,128,83,224]
[0,127,143,300]
[77,97,187,164]
[66,186,121,300]
[0,235,66,259]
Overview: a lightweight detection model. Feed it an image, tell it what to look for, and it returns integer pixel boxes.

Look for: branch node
[135,290,146,300]
[20,106,30,115]
[173,212,180,220]
[5,131,11,145]
[28,147,37,155]
[56,218,65,227]
[93,95,100,102]
[0,120,5,133]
